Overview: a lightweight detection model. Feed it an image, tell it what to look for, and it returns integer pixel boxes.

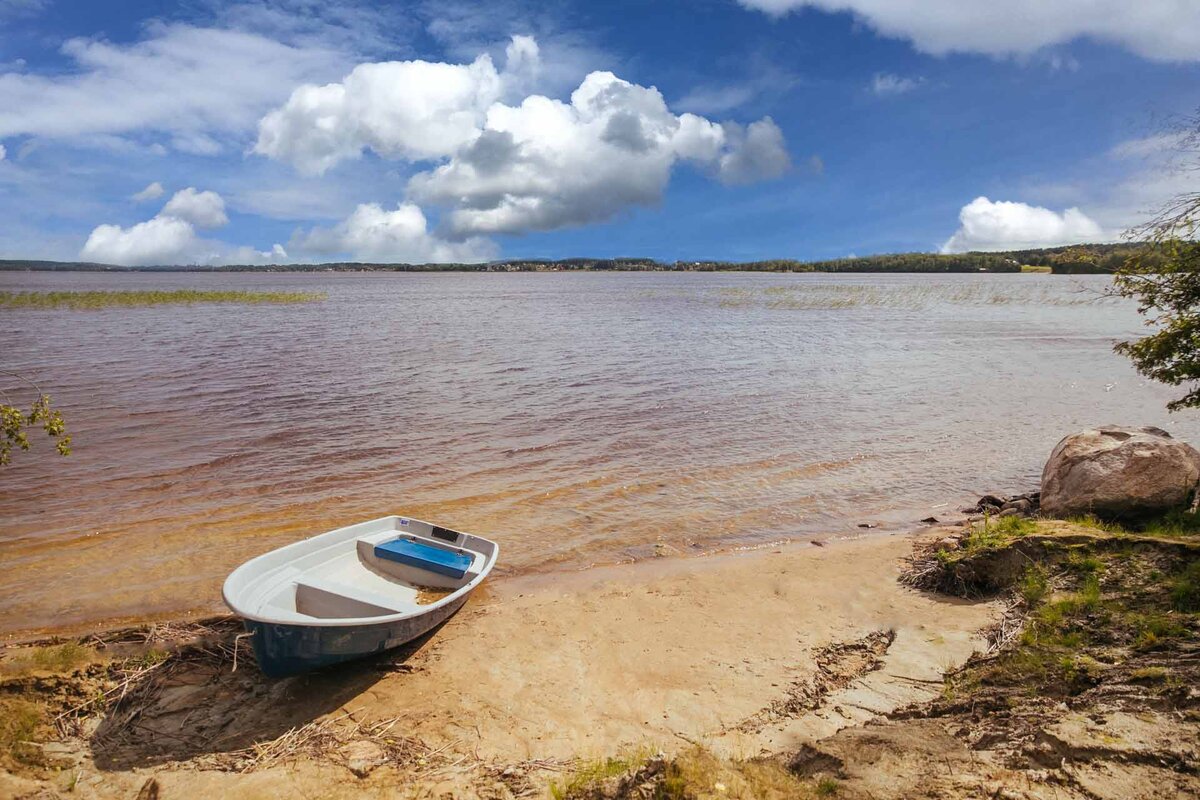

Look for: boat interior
[228,518,497,623]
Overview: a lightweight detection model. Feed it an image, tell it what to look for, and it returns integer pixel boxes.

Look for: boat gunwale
[221,515,499,628]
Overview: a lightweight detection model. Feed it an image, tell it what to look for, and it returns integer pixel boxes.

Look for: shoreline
[7,512,1196,798]
[0,522,947,644]
[0,528,1001,798]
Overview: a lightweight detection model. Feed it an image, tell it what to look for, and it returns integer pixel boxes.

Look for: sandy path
[339,533,997,762]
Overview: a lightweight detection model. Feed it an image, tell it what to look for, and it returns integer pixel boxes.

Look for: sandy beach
[1,531,1000,798]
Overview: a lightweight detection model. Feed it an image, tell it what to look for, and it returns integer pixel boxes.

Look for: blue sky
[0,0,1198,265]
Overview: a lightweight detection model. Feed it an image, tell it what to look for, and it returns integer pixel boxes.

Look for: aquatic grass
[716,287,756,308]
[714,282,1116,311]
[0,289,326,310]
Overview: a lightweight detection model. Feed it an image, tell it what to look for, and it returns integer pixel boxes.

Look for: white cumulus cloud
[254,48,509,175]
[0,143,5,160]
[292,202,496,263]
[81,187,284,266]
[161,187,228,229]
[716,117,791,185]
[131,181,165,202]
[941,196,1107,253]
[81,215,202,266]
[409,73,789,235]
[255,38,789,236]
[735,1,1200,62]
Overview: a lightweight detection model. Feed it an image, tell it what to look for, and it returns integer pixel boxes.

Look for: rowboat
[222,516,498,677]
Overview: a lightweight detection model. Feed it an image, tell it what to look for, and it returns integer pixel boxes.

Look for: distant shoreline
[0,242,1136,275]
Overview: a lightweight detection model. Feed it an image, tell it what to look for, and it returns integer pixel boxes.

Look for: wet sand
[2,532,1001,798]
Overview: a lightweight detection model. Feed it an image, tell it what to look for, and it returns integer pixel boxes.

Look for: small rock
[341,740,386,778]
[998,508,1019,518]
[857,523,878,529]
[935,536,960,551]
[1002,498,1034,515]
[978,494,1007,508]
[920,516,940,524]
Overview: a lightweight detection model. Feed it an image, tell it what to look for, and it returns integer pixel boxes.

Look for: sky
[0,0,1198,266]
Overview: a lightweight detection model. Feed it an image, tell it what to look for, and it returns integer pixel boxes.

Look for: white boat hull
[222,516,498,677]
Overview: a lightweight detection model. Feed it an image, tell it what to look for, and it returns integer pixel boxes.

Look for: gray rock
[1040,426,1200,521]
[1002,498,1034,515]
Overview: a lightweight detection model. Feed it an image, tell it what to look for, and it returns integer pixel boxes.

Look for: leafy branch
[1113,116,1200,411]
[0,370,71,467]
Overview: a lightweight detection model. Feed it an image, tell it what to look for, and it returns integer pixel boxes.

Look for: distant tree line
[0,243,1150,275]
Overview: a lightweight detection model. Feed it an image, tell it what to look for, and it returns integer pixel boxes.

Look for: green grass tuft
[1144,510,1200,538]
[1129,666,1168,682]
[816,776,841,796]
[1067,510,1200,539]
[1066,515,1127,534]
[1,642,94,676]
[1019,565,1049,606]
[550,749,653,799]
[1066,552,1105,575]
[0,289,326,310]
[1170,560,1200,612]
[961,514,1036,552]
[0,698,47,768]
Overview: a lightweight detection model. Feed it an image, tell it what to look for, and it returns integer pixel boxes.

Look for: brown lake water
[1,270,1196,636]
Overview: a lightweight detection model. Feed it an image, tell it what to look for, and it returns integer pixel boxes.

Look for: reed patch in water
[715,283,1113,310]
[0,290,326,310]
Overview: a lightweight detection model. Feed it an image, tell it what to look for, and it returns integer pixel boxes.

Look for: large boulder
[1041,426,1200,521]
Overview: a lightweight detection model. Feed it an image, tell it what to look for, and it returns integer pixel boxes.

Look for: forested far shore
[0,242,1144,274]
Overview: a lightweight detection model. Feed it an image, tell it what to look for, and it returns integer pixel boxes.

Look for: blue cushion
[374,538,472,579]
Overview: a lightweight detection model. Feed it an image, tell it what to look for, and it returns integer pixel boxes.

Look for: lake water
[2,270,1196,636]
